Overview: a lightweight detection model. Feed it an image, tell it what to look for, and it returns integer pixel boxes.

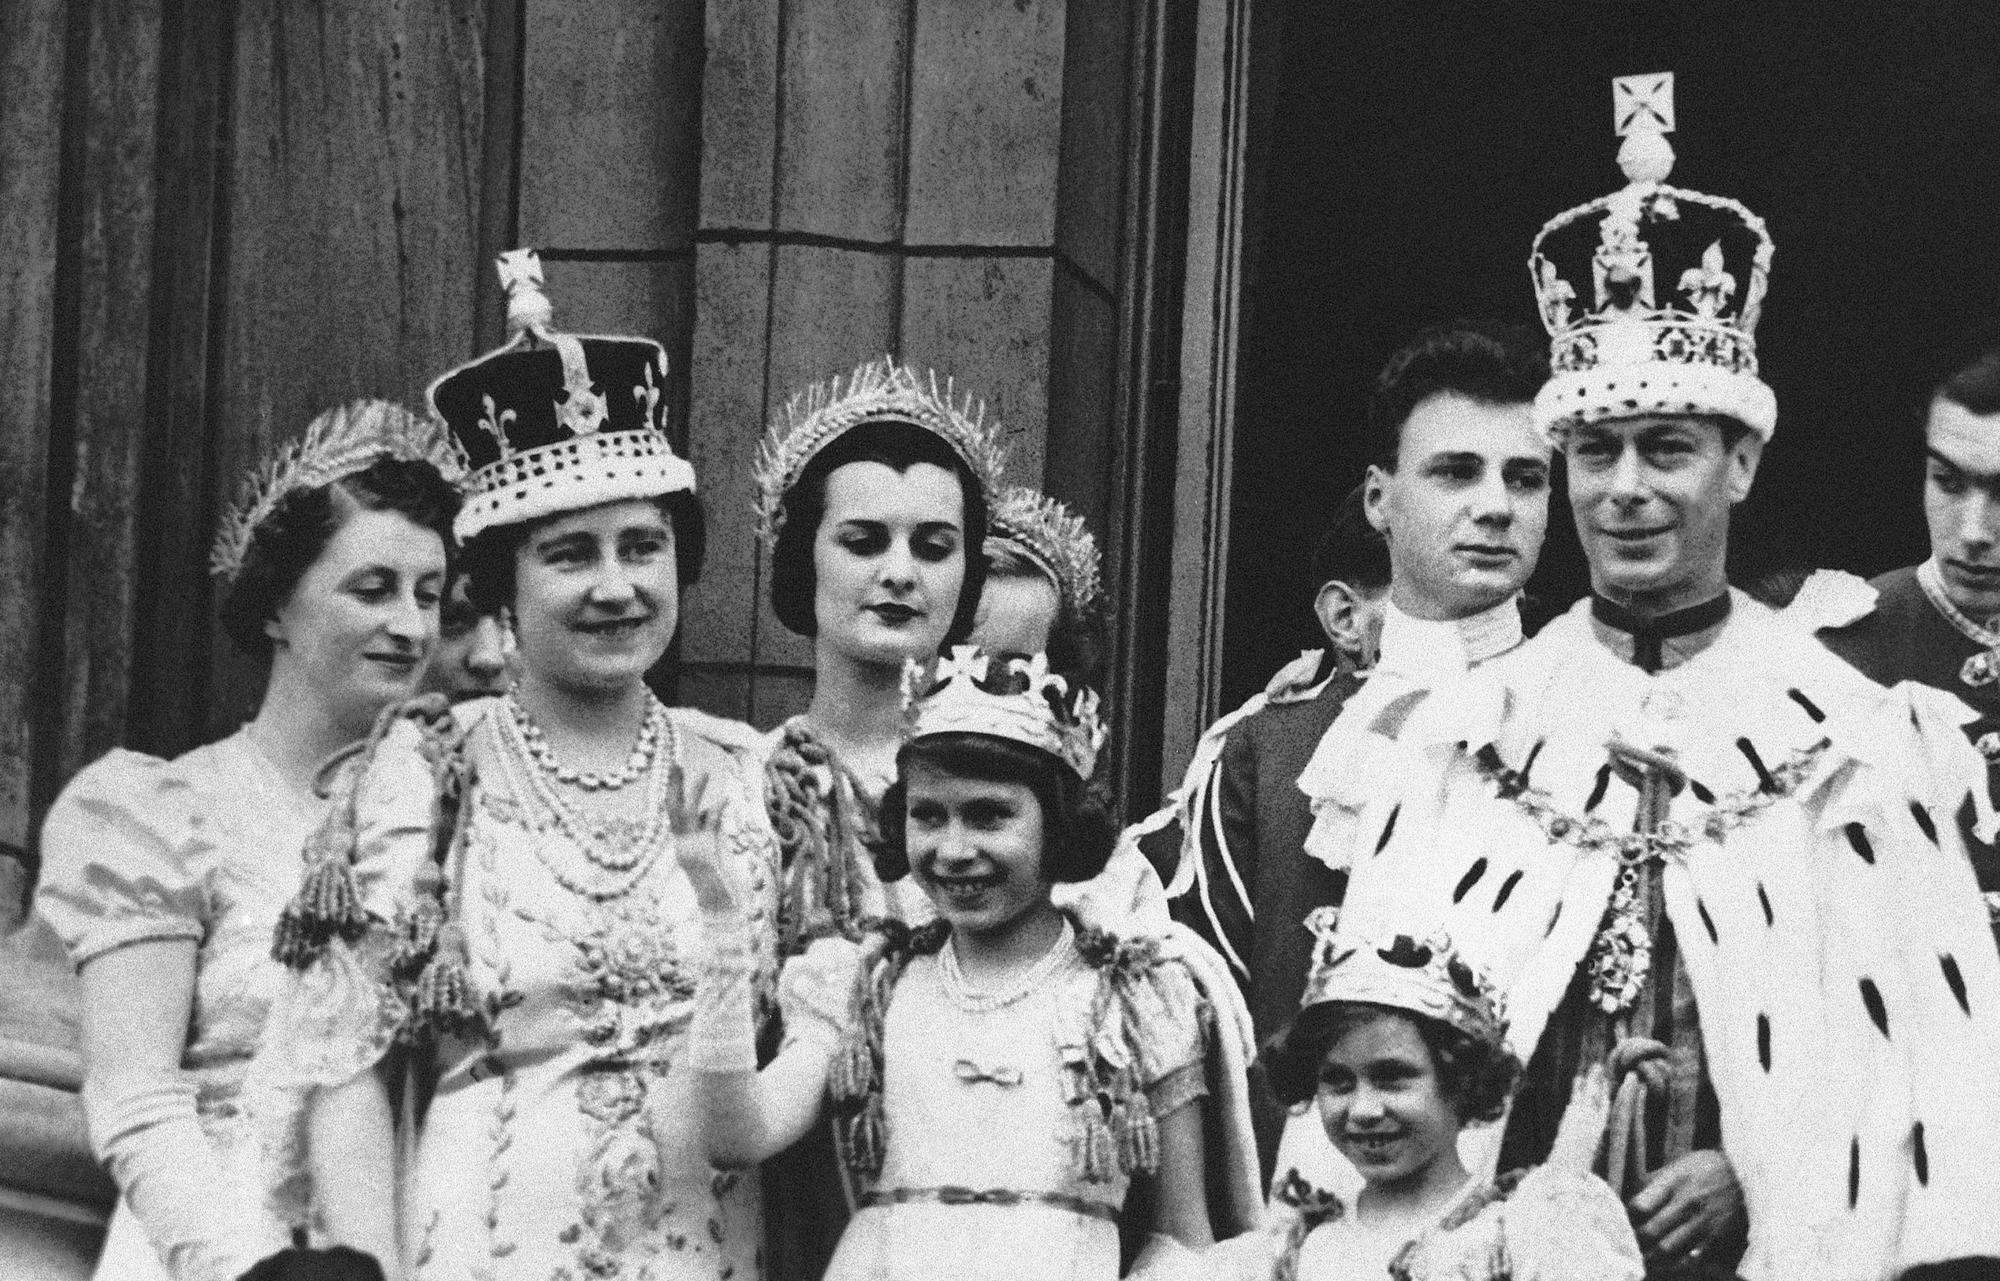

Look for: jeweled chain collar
[1917,558,2000,648]
[1589,591,1732,673]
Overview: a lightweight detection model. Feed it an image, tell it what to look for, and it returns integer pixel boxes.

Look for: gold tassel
[271,905,318,969]
[410,922,482,1040]
[845,1098,886,1181]
[299,852,368,942]
[831,1031,875,1102]
[1080,1110,1117,1183]
[1118,1097,1159,1175]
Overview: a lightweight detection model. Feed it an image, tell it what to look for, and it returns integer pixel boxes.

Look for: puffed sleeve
[37,749,210,967]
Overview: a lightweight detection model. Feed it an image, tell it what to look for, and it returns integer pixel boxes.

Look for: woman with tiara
[970,484,1104,683]
[35,400,460,1281]
[749,359,1008,1274]
[751,358,1007,943]
[272,251,784,1280]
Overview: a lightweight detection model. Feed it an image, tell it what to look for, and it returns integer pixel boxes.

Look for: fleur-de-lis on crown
[477,394,517,459]
[1678,241,1737,318]
[634,352,665,433]
[1536,258,1576,329]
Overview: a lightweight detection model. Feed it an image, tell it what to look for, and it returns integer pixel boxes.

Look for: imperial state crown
[1529,73,1777,442]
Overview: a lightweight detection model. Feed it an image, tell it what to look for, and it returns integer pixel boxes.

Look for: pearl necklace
[938,919,1076,1014]
[511,695,665,791]
[493,696,679,901]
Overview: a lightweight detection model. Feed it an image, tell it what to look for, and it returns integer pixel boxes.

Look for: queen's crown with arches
[428,248,695,541]
[1530,73,1777,442]
[902,647,1107,781]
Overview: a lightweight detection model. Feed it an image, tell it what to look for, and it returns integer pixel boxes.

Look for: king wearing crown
[1320,75,2000,1280]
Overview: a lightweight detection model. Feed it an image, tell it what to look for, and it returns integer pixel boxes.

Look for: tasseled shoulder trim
[271,695,483,1042]
[763,721,878,954]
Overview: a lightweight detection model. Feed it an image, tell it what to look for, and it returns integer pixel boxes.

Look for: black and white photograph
[3,2,1999,1279]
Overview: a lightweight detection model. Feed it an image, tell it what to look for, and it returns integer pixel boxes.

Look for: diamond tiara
[209,399,466,582]
[988,486,1103,619]
[753,357,1009,544]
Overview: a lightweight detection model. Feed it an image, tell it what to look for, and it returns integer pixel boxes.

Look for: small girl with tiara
[1143,916,1643,1281]
[675,647,1232,1279]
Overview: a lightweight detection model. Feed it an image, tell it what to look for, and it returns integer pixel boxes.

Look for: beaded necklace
[937,918,1076,1014]
[512,694,665,790]
[493,693,679,901]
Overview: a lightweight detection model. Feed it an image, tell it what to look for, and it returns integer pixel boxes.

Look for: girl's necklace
[938,918,1076,1014]
[495,694,679,901]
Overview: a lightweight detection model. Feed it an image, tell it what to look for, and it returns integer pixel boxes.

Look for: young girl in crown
[1142,920,1643,1281]
[677,647,1220,1280]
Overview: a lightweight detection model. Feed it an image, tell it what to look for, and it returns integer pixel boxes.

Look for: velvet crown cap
[429,249,695,541]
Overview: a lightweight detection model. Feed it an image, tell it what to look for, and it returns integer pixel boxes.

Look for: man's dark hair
[1936,340,2000,418]
[1311,482,1390,594]
[1367,321,1549,470]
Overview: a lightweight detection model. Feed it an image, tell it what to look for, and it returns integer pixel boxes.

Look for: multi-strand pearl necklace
[495,693,679,901]
[937,918,1077,1014]
[512,695,666,790]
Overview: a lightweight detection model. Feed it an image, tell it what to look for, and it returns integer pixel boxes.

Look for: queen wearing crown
[678,647,1241,1280]
[35,400,461,1280]
[269,252,788,1280]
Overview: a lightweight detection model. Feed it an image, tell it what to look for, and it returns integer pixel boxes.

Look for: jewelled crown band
[902,647,1108,781]
[988,486,1104,619]
[1297,909,1508,1049]
[753,357,1009,545]
[209,399,466,583]
[1529,72,1777,442]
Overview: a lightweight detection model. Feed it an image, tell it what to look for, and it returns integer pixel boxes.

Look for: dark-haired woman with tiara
[271,253,785,1281]
[35,400,461,1281]
[750,358,1009,942]
[745,360,1010,1274]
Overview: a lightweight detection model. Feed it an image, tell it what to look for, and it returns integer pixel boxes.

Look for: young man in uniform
[1816,342,2000,937]
[1141,320,1551,1166]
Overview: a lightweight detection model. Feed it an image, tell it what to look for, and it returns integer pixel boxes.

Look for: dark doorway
[1223,1,2000,705]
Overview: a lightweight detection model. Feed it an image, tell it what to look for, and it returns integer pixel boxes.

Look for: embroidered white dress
[829,936,1207,1281]
[37,735,330,1281]
[287,699,784,1281]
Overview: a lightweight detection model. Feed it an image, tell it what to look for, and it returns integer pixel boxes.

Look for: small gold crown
[902,646,1107,780]
[753,357,1008,544]
[209,399,466,582]
[1298,910,1508,1049]
[988,486,1103,619]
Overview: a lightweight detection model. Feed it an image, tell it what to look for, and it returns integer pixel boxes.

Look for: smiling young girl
[678,647,1219,1279]
[1146,920,1642,1281]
